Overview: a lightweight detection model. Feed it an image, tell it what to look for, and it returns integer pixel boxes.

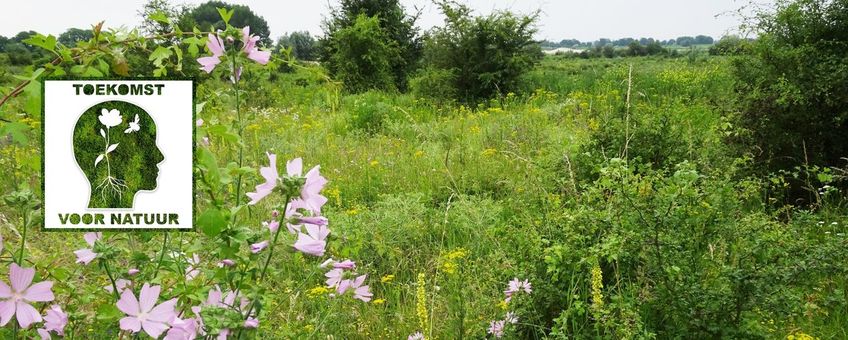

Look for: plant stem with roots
[97,126,128,203]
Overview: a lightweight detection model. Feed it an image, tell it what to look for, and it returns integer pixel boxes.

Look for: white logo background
[44,80,193,229]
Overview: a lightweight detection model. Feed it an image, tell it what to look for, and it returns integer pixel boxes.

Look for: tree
[709,35,749,55]
[186,1,271,45]
[732,0,848,193]
[320,0,422,92]
[413,1,541,102]
[0,35,8,52]
[58,28,93,47]
[676,36,695,46]
[276,31,316,61]
[694,35,714,44]
[325,14,401,92]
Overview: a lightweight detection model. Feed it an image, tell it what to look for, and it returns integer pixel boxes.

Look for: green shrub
[420,1,542,103]
[733,0,848,180]
[409,67,457,104]
[323,14,400,93]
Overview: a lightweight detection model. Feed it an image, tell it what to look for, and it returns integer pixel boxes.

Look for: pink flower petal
[9,264,34,293]
[83,232,101,247]
[119,316,142,333]
[248,49,271,65]
[15,300,42,328]
[0,281,12,299]
[147,298,177,323]
[116,289,140,316]
[138,283,161,313]
[287,158,303,177]
[22,281,53,302]
[74,249,97,264]
[0,300,15,326]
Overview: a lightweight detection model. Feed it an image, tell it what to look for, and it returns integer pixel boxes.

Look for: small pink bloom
[74,232,102,265]
[104,278,131,294]
[293,224,329,257]
[128,268,140,276]
[116,283,177,338]
[195,118,204,127]
[244,317,259,328]
[218,259,235,267]
[408,332,424,340]
[488,320,505,338]
[197,33,225,73]
[333,260,356,270]
[241,26,270,65]
[246,152,278,205]
[185,254,200,281]
[264,220,280,233]
[504,278,532,302]
[325,268,344,289]
[165,315,198,340]
[505,311,518,324]
[43,305,68,335]
[0,263,55,328]
[250,241,269,254]
[350,275,372,302]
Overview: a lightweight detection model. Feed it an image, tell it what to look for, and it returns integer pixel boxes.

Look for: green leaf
[149,10,171,24]
[197,208,226,236]
[22,34,57,52]
[217,7,235,24]
[0,122,30,145]
[197,146,221,185]
[149,46,173,67]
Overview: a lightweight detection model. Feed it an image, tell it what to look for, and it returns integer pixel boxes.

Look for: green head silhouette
[73,100,164,208]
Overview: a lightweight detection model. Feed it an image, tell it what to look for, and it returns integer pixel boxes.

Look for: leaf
[197,147,221,185]
[0,122,30,145]
[106,143,119,153]
[149,46,173,67]
[100,129,106,138]
[197,208,226,236]
[217,7,235,24]
[149,10,170,24]
[94,154,104,167]
[22,34,57,52]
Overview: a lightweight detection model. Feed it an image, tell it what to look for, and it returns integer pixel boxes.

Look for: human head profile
[73,100,164,208]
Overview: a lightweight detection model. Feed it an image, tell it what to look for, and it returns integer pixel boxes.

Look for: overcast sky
[3,0,764,42]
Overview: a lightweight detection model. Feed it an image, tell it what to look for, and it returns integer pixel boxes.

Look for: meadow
[0,1,846,336]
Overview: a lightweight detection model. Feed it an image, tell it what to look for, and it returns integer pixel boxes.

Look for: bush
[324,14,401,93]
[418,1,542,103]
[409,67,457,104]
[733,0,848,181]
[320,0,422,92]
[709,35,750,55]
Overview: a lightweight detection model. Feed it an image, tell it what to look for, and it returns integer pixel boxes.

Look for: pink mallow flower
[242,26,270,64]
[408,332,424,340]
[333,260,356,270]
[128,268,140,276]
[246,154,328,213]
[165,315,198,340]
[250,241,269,254]
[325,268,344,289]
[263,220,280,233]
[43,305,68,335]
[293,224,329,257]
[105,278,132,294]
[0,263,55,328]
[185,254,201,281]
[488,320,505,338]
[197,33,225,73]
[74,232,102,265]
[116,283,178,338]
[338,275,372,302]
[504,278,532,302]
[218,259,235,268]
[244,317,259,328]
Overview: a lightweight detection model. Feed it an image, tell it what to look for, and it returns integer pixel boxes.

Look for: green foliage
[324,14,401,93]
[709,35,750,55]
[320,0,422,92]
[732,0,848,182]
[416,1,542,103]
[185,1,271,45]
[57,28,93,47]
[275,31,316,61]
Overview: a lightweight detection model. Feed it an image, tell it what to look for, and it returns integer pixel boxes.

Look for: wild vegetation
[0,0,845,339]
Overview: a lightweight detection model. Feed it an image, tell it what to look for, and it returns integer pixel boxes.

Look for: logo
[43,80,194,229]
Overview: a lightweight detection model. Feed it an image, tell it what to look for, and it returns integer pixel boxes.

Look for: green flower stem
[152,232,169,279]
[101,259,120,300]
[16,208,28,265]
[230,46,245,207]
[238,194,291,338]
